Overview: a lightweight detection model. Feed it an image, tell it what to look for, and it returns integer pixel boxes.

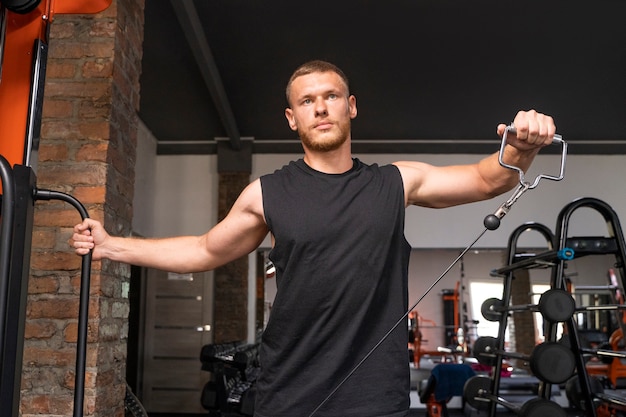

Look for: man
[71,60,556,416]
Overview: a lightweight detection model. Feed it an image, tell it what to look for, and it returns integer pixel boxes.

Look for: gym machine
[555,197,626,416]
[0,1,111,416]
[466,197,626,417]
[408,283,470,368]
[199,341,260,416]
[465,222,572,417]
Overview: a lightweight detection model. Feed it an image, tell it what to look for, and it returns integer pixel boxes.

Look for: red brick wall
[214,173,250,343]
[510,268,536,371]
[21,1,145,415]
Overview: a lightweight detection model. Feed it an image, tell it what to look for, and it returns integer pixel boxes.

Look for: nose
[314,98,328,117]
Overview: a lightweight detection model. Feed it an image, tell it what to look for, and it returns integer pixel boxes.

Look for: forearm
[98,234,215,273]
[478,145,540,196]
[72,180,268,272]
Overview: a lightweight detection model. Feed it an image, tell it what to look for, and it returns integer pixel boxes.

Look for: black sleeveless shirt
[257,158,411,417]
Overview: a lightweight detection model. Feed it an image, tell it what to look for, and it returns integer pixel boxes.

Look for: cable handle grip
[498,124,567,189]
[483,126,568,231]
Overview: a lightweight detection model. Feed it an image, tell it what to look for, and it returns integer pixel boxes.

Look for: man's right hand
[70,218,108,259]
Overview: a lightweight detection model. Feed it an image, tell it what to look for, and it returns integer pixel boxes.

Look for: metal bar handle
[35,189,91,417]
[0,154,15,404]
[498,124,567,189]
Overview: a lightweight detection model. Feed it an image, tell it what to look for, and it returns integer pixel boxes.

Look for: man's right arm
[70,179,269,274]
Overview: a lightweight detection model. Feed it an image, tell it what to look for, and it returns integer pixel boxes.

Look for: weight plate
[530,342,576,384]
[463,375,492,410]
[473,336,499,366]
[520,398,566,417]
[481,298,504,322]
[538,289,575,322]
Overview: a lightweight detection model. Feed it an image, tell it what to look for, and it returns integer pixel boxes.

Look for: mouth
[315,121,333,130]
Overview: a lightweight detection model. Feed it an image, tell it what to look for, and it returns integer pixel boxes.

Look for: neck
[302,139,353,174]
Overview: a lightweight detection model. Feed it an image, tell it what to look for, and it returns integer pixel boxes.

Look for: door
[141,268,214,413]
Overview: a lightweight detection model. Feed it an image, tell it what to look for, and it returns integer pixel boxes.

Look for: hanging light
[265,260,276,278]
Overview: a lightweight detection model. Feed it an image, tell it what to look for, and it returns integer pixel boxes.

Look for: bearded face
[285,71,357,154]
[297,110,352,152]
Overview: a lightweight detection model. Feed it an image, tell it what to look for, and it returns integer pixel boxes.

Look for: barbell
[464,375,567,417]
[481,288,575,323]
[473,336,576,384]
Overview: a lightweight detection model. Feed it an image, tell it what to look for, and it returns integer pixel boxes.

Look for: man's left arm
[394,109,556,208]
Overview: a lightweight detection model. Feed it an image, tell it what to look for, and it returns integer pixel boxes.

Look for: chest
[269,173,403,249]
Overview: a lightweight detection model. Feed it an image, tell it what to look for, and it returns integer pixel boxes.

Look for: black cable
[309,131,567,416]
[307,228,489,417]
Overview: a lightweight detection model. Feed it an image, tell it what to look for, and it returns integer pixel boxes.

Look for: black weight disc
[473,336,499,366]
[529,342,576,384]
[481,298,504,322]
[538,289,575,322]
[519,398,567,417]
[463,375,492,410]
[1,0,41,14]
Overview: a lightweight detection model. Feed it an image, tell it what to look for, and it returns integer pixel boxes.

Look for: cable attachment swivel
[483,125,567,230]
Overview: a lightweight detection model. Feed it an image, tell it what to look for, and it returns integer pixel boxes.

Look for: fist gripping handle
[484,125,567,230]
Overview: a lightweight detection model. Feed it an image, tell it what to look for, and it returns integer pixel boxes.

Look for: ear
[349,95,357,119]
[285,108,297,131]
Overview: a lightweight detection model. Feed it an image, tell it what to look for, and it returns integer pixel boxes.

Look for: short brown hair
[285,60,350,105]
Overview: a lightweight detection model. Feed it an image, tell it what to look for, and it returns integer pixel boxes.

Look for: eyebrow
[297,87,343,102]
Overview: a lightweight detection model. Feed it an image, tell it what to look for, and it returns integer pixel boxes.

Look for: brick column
[510,269,535,371]
[21,1,145,416]
[213,141,253,343]
[214,173,250,343]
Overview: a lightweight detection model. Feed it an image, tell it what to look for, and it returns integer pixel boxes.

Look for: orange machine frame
[0,0,111,169]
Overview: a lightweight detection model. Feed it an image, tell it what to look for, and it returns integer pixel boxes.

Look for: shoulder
[391,160,438,207]
[352,159,401,176]
[392,160,431,186]
[260,160,304,187]
[235,179,265,219]
[263,159,304,177]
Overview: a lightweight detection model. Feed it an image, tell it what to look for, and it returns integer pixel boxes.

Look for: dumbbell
[234,343,260,369]
[481,288,575,323]
[559,335,626,364]
[464,375,567,417]
[473,336,575,384]
[565,375,605,411]
[580,346,626,362]
[201,381,218,410]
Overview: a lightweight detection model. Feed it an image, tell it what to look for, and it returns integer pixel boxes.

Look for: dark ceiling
[138,0,626,156]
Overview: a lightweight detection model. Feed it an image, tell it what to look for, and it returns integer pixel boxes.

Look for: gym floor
[148,364,621,417]
[148,409,526,416]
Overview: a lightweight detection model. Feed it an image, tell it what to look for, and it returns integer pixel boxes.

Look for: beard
[298,118,351,152]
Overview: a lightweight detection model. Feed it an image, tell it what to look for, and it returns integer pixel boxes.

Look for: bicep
[202,180,269,267]
[394,161,492,208]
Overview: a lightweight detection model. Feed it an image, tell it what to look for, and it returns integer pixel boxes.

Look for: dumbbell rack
[483,221,565,417]
[199,341,260,416]
[554,197,626,416]
[469,197,626,417]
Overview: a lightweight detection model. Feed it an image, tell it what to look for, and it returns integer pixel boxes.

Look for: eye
[302,98,312,105]
[328,93,337,100]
